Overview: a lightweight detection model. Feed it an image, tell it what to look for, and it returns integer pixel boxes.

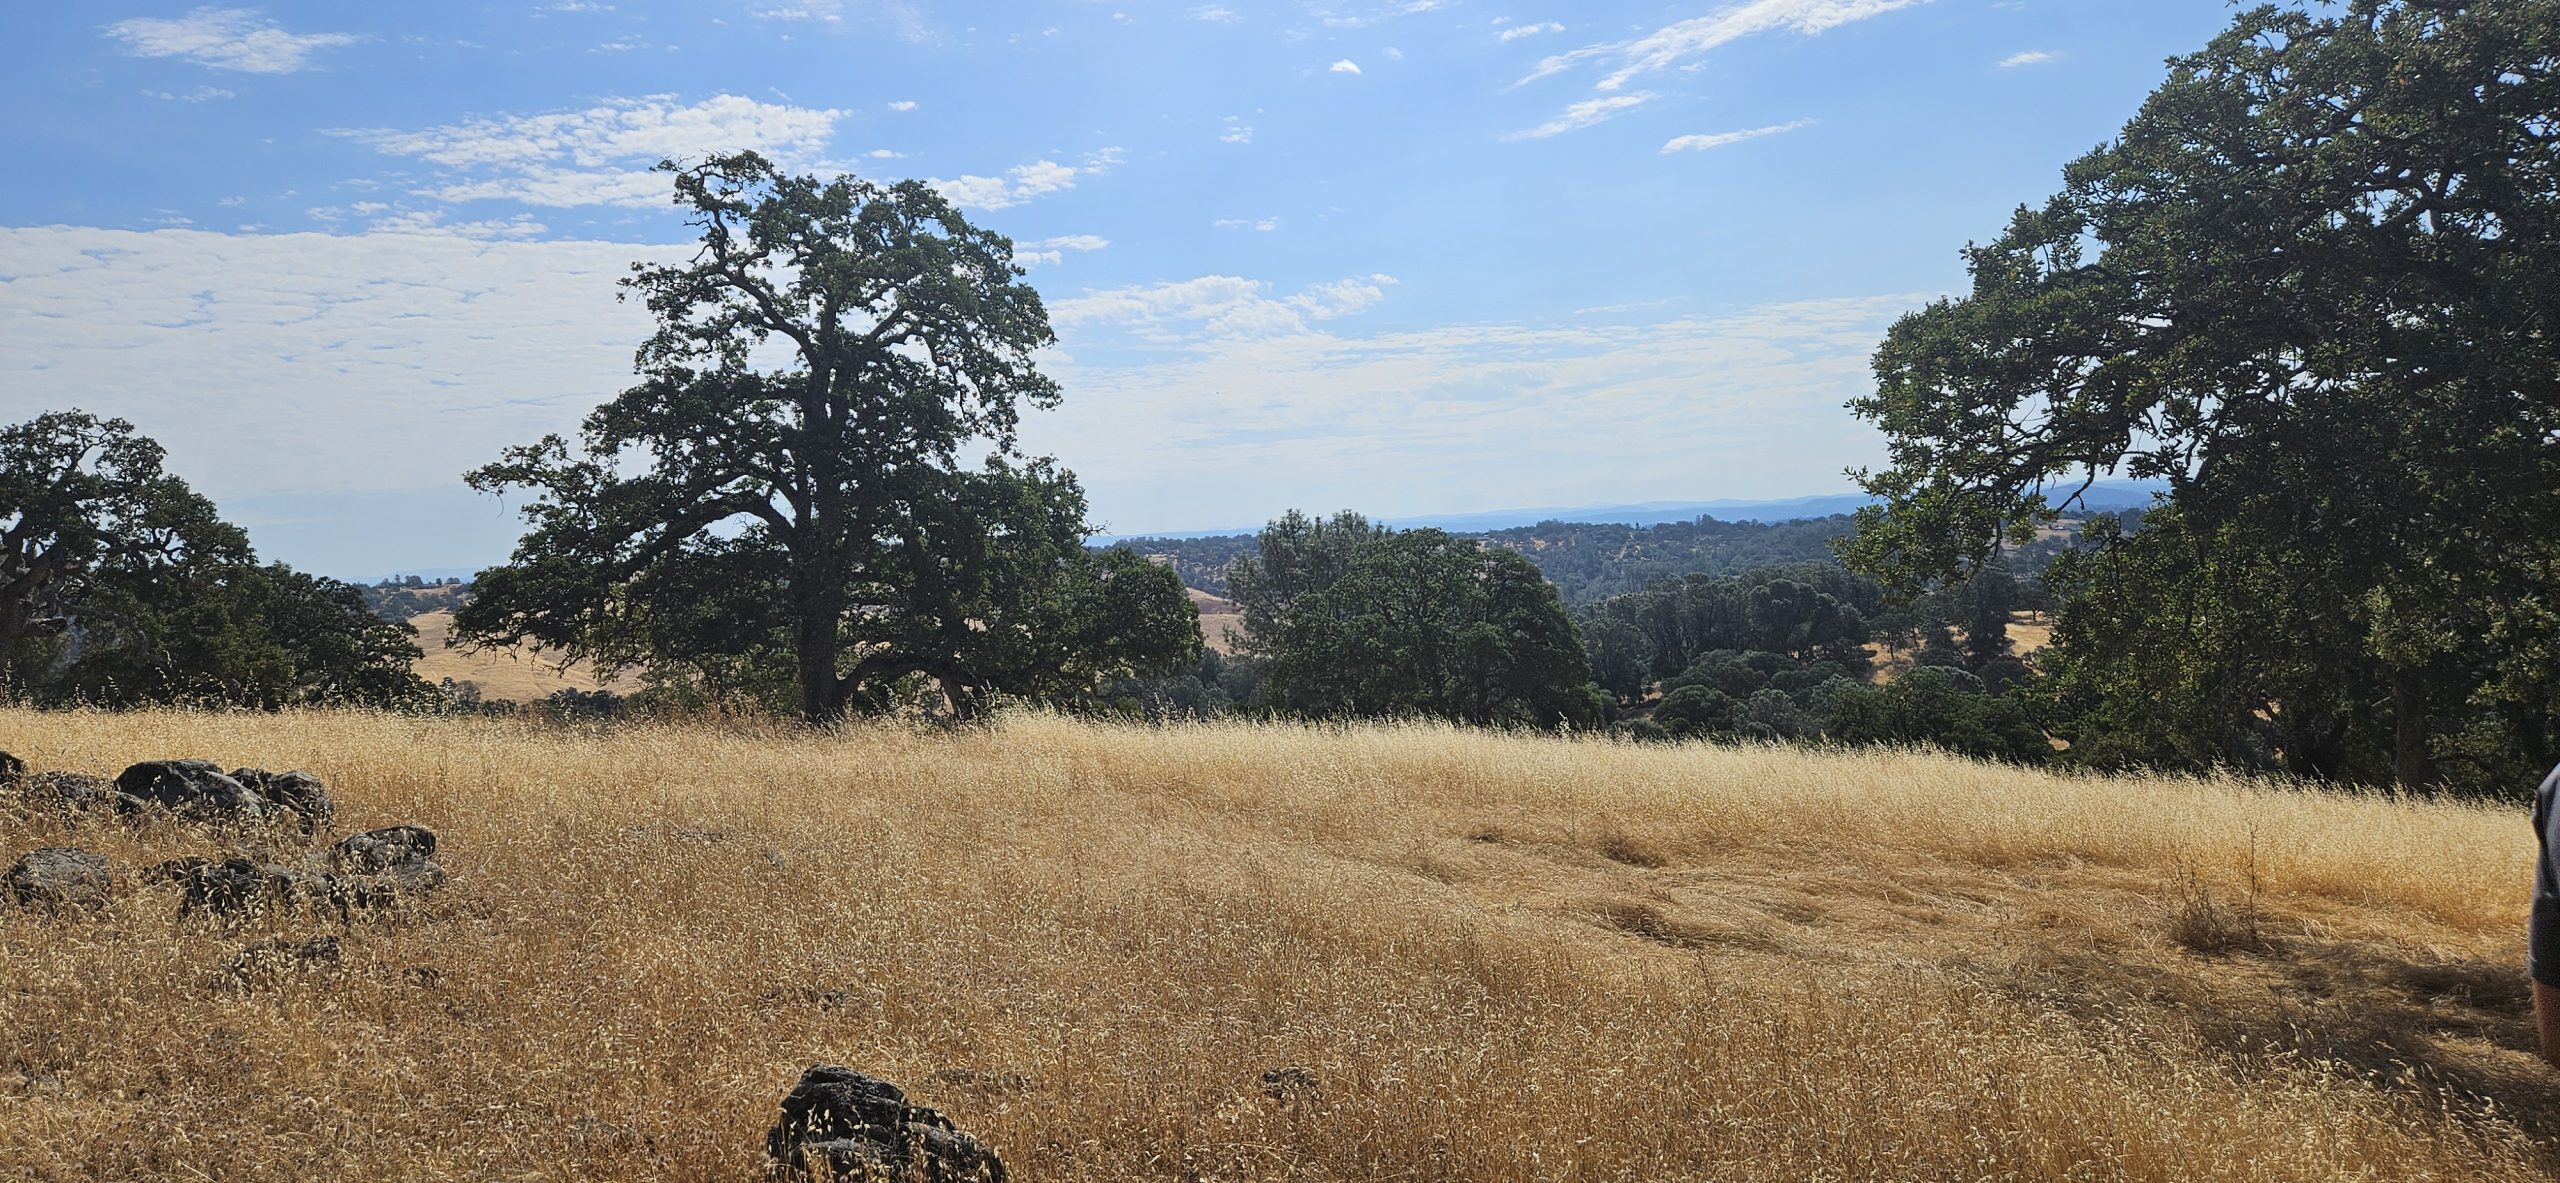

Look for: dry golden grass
[2,708,2553,1180]
[408,609,641,702]
[1186,588,1247,657]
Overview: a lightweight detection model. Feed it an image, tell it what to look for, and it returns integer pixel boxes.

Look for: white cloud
[143,86,238,102]
[1998,49,2056,68]
[0,225,671,507]
[927,144,1122,211]
[1191,5,1240,20]
[1318,0,1449,29]
[887,99,917,111]
[1052,273,1395,341]
[752,0,928,40]
[1028,290,1919,534]
[1661,119,1811,153]
[867,148,905,159]
[1029,234,1110,252]
[1503,92,1654,141]
[545,2,617,11]
[361,211,552,239]
[1221,117,1254,144]
[1518,0,1926,90]
[335,94,848,209]
[1498,21,1564,41]
[1330,59,1362,74]
[105,7,363,74]
[1214,216,1282,232]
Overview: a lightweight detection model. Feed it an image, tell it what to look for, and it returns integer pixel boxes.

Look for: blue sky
[0,0,2242,579]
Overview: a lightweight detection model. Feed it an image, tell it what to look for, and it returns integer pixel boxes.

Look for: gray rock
[228,768,335,834]
[331,825,446,894]
[146,856,325,920]
[767,1066,1006,1183]
[0,751,22,786]
[114,760,267,823]
[4,847,111,911]
[20,772,117,815]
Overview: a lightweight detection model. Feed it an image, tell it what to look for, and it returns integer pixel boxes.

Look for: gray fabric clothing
[2531,763,2560,986]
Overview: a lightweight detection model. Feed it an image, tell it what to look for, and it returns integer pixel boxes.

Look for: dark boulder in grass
[0,751,22,785]
[228,768,335,835]
[3,771,117,818]
[4,847,111,912]
[146,856,328,920]
[766,1066,1006,1182]
[114,760,268,823]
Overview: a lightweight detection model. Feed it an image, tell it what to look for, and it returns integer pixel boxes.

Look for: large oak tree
[1844,0,2560,790]
[457,153,1197,721]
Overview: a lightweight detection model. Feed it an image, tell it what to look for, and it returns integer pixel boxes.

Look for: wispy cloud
[335,94,847,209]
[1330,59,1362,74]
[143,85,239,102]
[105,7,363,74]
[886,99,917,111]
[1661,119,1811,153]
[1997,49,2055,68]
[1214,216,1282,232]
[1030,290,1922,534]
[1014,234,1110,268]
[1190,5,1240,20]
[1504,93,1655,141]
[1498,21,1564,41]
[1053,273,1397,341]
[1519,0,1927,90]
[751,0,929,41]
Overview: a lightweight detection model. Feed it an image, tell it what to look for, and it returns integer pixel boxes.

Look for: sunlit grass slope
[1,709,2551,1180]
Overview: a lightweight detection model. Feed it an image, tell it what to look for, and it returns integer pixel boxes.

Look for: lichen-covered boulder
[22,772,117,815]
[4,847,111,912]
[766,1066,1006,1182]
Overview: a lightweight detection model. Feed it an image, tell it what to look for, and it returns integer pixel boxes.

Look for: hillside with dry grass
[407,610,641,702]
[2,709,2553,1180]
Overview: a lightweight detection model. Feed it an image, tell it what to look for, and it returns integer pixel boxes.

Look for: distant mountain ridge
[1096,480,2167,543]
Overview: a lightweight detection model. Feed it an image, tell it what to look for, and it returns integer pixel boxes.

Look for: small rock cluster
[767,1066,1008,1182]
[0,751,449,926]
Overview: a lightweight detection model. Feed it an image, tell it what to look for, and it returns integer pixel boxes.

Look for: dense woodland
[1,0,2552,795]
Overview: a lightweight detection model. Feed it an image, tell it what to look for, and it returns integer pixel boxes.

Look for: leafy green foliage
[1249,523,1601,727]
[1843,0,2560,792]
[1828,668,2053,765]
[457,152,1196,721]
[1,410,428,708]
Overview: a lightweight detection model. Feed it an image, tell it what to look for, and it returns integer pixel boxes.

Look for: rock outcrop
[766,1066,1006,1182]
[4,847,111,912]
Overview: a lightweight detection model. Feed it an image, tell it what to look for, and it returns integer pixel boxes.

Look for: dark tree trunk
[2391,668,2436,791]
[792,547,848,724]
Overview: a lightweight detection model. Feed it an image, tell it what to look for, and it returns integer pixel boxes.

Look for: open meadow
[1,708,2554,1181]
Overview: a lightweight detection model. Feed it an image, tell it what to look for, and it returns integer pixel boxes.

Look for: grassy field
[1,708,2552,1180]
[408,609,642,701]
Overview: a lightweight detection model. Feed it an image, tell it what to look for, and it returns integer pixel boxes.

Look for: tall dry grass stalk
[1,707,2551,1180]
